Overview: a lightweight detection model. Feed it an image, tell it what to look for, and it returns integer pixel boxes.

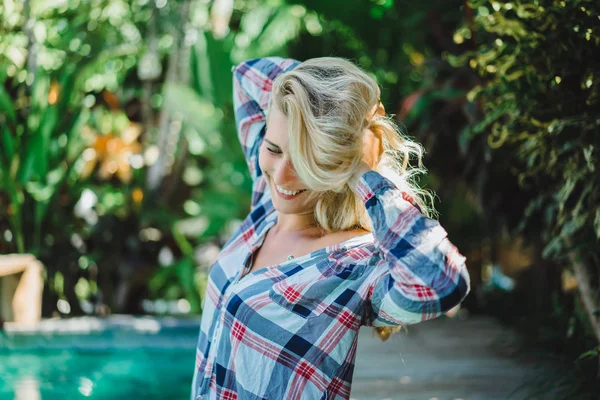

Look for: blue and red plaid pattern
[190,57,471,400]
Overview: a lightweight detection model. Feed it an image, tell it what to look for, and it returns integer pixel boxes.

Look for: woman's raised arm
[351,169,471,327]
[232,57,300,207]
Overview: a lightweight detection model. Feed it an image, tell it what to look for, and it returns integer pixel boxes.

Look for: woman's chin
[273,195,302,210]
[271,190,307,212]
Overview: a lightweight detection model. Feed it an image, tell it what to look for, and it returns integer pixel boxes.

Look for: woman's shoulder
[323,230,381,280]
[324,229,370,245]
[322,229,376,260]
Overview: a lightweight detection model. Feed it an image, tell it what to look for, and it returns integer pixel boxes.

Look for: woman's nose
[272,157,297,184]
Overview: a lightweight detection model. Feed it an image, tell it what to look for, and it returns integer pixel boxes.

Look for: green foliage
[0,0,145,254]
[445,1,600,385]
[453,0,600,259]
[0,0,308,316]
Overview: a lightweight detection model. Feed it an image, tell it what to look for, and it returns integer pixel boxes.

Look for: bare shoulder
[316,228,371,248]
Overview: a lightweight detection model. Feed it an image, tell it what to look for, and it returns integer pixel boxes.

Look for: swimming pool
[0,316,200,399]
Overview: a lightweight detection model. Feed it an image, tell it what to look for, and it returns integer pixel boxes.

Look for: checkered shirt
[190,57,471,400]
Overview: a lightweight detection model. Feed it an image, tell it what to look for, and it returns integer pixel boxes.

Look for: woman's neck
[273,212,322,236]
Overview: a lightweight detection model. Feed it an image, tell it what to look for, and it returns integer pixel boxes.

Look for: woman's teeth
[276,185,305,196]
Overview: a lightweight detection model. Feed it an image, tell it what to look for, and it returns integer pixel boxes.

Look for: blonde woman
[190,57,471,400]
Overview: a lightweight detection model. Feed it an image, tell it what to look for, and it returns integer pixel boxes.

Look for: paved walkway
[352,315,553,400]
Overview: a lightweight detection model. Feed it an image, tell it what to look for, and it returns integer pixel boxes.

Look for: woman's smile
[273,182,307,200]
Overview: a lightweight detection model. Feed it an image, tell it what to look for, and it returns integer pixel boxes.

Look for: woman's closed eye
[267,147,282,155]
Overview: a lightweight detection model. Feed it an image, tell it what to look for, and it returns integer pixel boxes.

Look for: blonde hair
[268,56,437,233]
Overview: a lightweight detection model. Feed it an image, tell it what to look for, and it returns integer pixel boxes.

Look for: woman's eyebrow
[264,138,281,150]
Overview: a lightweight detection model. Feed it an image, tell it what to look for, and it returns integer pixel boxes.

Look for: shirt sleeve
[354,170,471,326]
[232,57,301,208]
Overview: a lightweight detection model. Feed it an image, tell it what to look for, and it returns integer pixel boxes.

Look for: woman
[190,57,471,400]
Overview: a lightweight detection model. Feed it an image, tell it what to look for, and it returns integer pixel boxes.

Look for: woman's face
[258,105,317,215]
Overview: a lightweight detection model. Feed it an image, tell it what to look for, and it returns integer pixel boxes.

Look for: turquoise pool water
[0,316,200,399]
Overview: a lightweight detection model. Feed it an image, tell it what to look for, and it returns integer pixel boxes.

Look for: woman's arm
[351,168,471,326]
[232,57,301,207]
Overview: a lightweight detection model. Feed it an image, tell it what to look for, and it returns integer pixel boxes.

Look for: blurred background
[0,0,598,399]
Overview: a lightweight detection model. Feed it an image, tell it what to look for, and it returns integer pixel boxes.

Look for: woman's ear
[360,127,384,170]
[365,99,386,123]
[375,100,386,118]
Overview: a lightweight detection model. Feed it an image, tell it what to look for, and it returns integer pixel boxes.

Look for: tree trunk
[568,250,600,343]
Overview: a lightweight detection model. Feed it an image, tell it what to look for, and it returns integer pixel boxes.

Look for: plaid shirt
[190,57,471,400]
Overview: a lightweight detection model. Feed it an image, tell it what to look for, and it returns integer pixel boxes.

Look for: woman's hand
[348,127,384,190]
